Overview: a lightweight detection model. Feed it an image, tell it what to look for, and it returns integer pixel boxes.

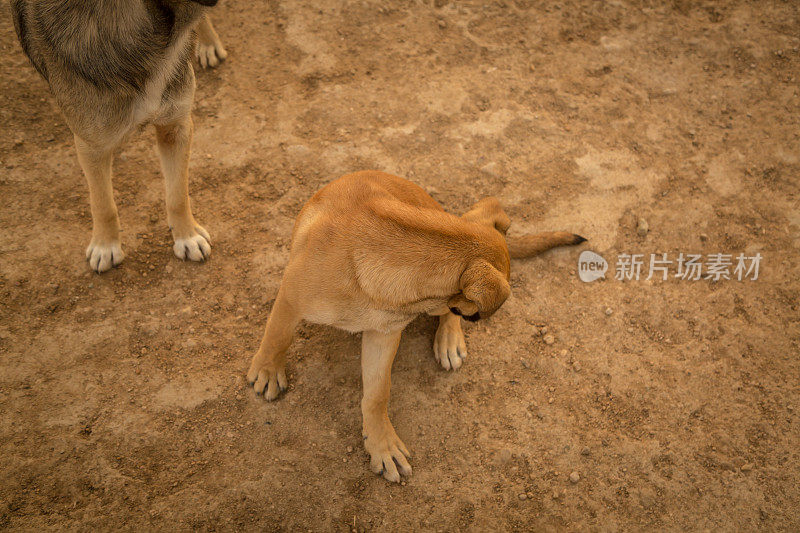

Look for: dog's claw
[173,226,211,262]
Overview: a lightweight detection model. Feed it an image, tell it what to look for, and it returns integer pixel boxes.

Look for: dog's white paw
[86,240,124,273]
[173,226,211,262]
[196,41,227,69]
[434,318,467,371]
[363,423,412,483]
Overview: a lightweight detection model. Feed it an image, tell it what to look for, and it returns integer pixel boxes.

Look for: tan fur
[11,1,227,272]
[246,171,586,482]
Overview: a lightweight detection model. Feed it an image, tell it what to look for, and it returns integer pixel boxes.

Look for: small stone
[540,326,548,335]
[741,463,754,472]
[572,362,581,372]
[699,233,708,241]
[480,162,499,176]
[543,334,555,345]
[518,493,527,501]
[581,447,591,456]
[569,471,581,483]
[636,218,649,236]
[604,307,613,316]
[494,448,513,465]
[560,349,568,357]
[346,446,353,453]
[150,214,158,223]
[552,489,562,499]
[437,19,446,29]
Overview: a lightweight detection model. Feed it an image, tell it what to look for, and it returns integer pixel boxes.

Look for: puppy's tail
[506,231,587,259]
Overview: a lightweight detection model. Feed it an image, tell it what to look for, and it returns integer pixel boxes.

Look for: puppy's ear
[448,259,510,321]
[462,197,511,235]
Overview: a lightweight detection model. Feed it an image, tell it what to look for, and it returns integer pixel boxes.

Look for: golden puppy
[247,171,585,482]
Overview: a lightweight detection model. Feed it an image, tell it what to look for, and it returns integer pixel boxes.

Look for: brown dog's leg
[433,312,467,370]
[361,329,412,483]
[196,15,227,69]
[74,135,124,273]
[154,114,211,262]
[247,288,300,400]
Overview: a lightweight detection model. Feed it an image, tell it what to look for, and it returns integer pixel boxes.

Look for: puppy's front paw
[196,41,227,69]
[434,316,467,371]
[363,422,412,483]
[247,360,287,401]
[86,240,124,273]
[173,225,211,262]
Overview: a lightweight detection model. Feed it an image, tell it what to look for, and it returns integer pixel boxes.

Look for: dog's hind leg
[74,136,124,273]
[433,311,467,370]
[195,16,227,69]
[247,286,300,400]
[361,329,412,483]
[155,114,211,262]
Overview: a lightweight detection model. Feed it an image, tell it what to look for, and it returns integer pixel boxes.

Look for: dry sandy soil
[1,0,799,530]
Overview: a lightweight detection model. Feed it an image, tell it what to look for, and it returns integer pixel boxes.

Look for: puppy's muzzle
[450,307,481,322]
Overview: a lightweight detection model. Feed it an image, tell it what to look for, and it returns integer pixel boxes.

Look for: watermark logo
[578,250,608,282]
[578,251,762,282]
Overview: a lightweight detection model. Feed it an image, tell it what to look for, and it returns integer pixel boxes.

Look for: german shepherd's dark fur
[11,0,227,272]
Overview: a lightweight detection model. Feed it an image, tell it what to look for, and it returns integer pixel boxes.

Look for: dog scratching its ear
[462,197,511,235]
[448,259,511,321]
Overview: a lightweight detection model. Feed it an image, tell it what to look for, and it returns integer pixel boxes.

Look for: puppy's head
[448,259,510,321]
[461,197,511,235]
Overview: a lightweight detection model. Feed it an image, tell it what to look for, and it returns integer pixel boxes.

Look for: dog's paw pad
[86,241,124,273]
[197,42,227,69]
[248,364,288,401]
[364,430,412,483]
[173,227,211,262]
[433,325,467,371]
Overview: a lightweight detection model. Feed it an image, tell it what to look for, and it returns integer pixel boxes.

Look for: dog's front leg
[361,329,412,483]
[433,312,467,370]
[155,115,211,262]
[74,136,124,273]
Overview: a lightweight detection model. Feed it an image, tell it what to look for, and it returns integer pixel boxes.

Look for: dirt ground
[1,0,799,530]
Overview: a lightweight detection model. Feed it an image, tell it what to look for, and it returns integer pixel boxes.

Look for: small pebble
[604,307,613,316]
[572,362,581,372]
[581,447,591,456]
[346,446,353,453]
[741,463,754,472]
[543,334,555,345]
[569,471,581,483]
[518,493,527,501]
[637,217,649,236]
[437,19,446,28]
[699,233,708,241]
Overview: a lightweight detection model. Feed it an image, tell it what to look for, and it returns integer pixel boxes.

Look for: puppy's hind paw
[197,41,227,69]
[248,364,288,401]
[434,318,467,371]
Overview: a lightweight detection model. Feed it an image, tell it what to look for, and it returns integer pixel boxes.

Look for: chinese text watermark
[579,252,761,282]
